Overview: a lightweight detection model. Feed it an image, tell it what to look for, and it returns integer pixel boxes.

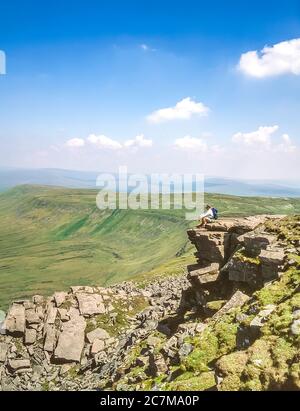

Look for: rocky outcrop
[188,216,286,290]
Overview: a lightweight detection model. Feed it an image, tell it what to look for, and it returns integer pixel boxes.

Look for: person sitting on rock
[197,204,218,228]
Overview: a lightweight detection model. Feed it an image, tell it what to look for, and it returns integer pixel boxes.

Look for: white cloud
[68,134,154,151]
[174,135,208,152]
[87,134,122,150]
[238,38,300,78]
[147,97,209,123]
[232,126,279,147]
[232,126,297,153]
[274,134,297,153]
[65,138,85,148]
[124,134,153,148]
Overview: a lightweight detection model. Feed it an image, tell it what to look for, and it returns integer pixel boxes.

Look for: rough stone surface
[54,316,86,363]
[7,359,31,373]
[4,303,26,335]
[91,339,105,354]
[44,325,57,353]
[76,294,105,317]
[213,291,250,320]
[250,305,276,331]
[244,233,276,257]
[86,328,110,343]
[0,342,8,362]
[24,328,37,345]
[53,292,67,308]
[187,263,220,285]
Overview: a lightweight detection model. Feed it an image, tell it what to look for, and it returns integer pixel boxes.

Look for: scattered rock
[44,325,57,353]
[24,329,37,345]
[188,263,220,286]
[86,328,110,344]
[4,303,26,336]
[76,294,105,317]
[53,292,67,308]
[54,316,86,363]
[0,342,8,362]
[250,305,276,333]
[7,359,31,374]
[213,291,250,320]
[91,339,105,355]
[291,319,300,336]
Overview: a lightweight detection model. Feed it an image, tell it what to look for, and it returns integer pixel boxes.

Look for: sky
[0,0,300,179]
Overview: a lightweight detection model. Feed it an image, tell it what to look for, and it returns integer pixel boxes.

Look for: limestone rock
[178,343,193,358]
[24,328,37,345]
[0,342,8,362]
[54,316,86,363]
[91,339,105,355]
[250,305,276,332]
[4,303,26,335]
[53,292,67,307]
[227,256,261,286]
[45,303,57,324]
[259,249,285,281]
[149,353,168,376]
[44,325,57,353]
[146,335,161,347]
[188,262,220,286]
[58,308,69,322]
[291,319,300,336]
[7,359,31,374]
[244,233,276,257]
[25,309,40,325]
[213,291,250,320]
[86,328,110,344]
[259,249,285,265]
[76,294,105,317]
[188,231,226,264]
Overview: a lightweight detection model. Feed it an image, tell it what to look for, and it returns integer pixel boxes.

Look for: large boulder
[188,231,228,265]
[24,328,37,345]
[25,309,40,325]
[244,233,276,257]
[44,324,57,353]
[86,327,110,343]
[45,302,57,324]
[76,293,106,317]
[259,249,285,282]
[187,263,220,286]
[227,256,262,287]
[53,292,67,308]
[3,303,26,336]
[54,315,86,363]
[7,359,31,374]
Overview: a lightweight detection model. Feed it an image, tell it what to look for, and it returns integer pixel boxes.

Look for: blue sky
[0,0,300,179]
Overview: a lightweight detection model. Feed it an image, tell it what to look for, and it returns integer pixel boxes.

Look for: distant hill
[0,168,300,197]
[0,184,300,310]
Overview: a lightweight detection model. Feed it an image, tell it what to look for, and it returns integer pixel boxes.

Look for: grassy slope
[0,185,300,310]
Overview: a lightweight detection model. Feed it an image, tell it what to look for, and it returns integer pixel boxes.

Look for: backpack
[211,207,218,220]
